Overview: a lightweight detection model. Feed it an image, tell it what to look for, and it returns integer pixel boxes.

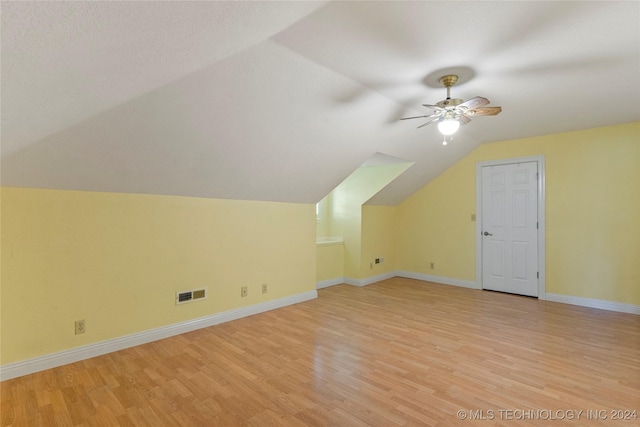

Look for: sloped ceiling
[2,1,639,205]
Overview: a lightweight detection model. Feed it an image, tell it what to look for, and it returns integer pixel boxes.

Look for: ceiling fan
[401,74,502,137]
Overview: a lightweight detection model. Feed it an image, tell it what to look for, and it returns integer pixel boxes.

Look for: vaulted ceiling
[2,1,638,205]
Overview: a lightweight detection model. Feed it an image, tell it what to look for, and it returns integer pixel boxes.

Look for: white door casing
[476,156,546,299]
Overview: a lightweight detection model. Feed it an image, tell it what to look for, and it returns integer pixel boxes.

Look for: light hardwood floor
[2,278,639,426]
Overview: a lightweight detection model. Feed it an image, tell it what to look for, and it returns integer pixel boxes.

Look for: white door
[481,162,539,297]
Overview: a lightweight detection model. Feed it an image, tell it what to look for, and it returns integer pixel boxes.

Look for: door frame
[475,155,546,299]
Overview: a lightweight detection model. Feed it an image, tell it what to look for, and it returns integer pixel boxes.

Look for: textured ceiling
[2,1,639,205]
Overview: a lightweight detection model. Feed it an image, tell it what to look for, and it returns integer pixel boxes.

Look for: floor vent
[176,288,207,305]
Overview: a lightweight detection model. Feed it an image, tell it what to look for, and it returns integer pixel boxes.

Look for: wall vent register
[176,288,207,305]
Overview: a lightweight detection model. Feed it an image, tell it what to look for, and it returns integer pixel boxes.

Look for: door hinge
[537,222,539,229]
[537,272,539,279]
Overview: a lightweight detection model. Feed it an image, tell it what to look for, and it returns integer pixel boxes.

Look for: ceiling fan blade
[400,113,439,121]
[458,115,471,125]
[417,117,439,129]
[422,104,444,111]
[458,96,490,110]
[467,106,502,116]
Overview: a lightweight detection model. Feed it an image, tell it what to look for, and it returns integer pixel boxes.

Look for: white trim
[395,271,479,289]
[316,277,345,289]
[344,271,396,287]
[0,290,317,381]
[476,155,546,299]
[546,293,640,315]
[316,236,344,246]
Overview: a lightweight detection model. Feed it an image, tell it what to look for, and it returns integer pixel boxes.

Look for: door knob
[483,231,493,236]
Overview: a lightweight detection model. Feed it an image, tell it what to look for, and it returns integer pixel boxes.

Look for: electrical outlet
[262,283,268,294]
[375,258,380,264]
[75,320,86,335]
[241,286,248,297]
[430,262,435,269]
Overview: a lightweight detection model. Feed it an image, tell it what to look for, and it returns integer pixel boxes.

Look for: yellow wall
[396,163,477,279]
[317,163,410,278]
[397,121,640,305]
[361,205,397,277]
[0,188,316,365]
[316,243,344,282]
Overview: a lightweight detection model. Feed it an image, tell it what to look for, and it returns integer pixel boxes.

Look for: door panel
[489,240,505,279]
[490,190,505,227]
[512,241,528,280]
[482,162,538,296]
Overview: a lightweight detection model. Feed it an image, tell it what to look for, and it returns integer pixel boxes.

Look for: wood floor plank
[2,278,639,425]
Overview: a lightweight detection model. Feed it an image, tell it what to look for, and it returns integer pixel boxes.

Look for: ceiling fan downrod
[439,74,458,100]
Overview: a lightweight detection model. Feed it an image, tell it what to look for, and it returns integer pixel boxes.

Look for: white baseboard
[316,277,345,289]
[317,272,396,289]
[0,290,317,381]
[395,271,480,289]
[545,293,640,315]
[318,271,475,290]
[344,271,397,287]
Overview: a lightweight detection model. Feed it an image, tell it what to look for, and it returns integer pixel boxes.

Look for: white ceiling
[2,1,639,205]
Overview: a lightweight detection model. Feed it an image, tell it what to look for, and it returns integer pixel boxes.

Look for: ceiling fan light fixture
[438,118,460,135]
